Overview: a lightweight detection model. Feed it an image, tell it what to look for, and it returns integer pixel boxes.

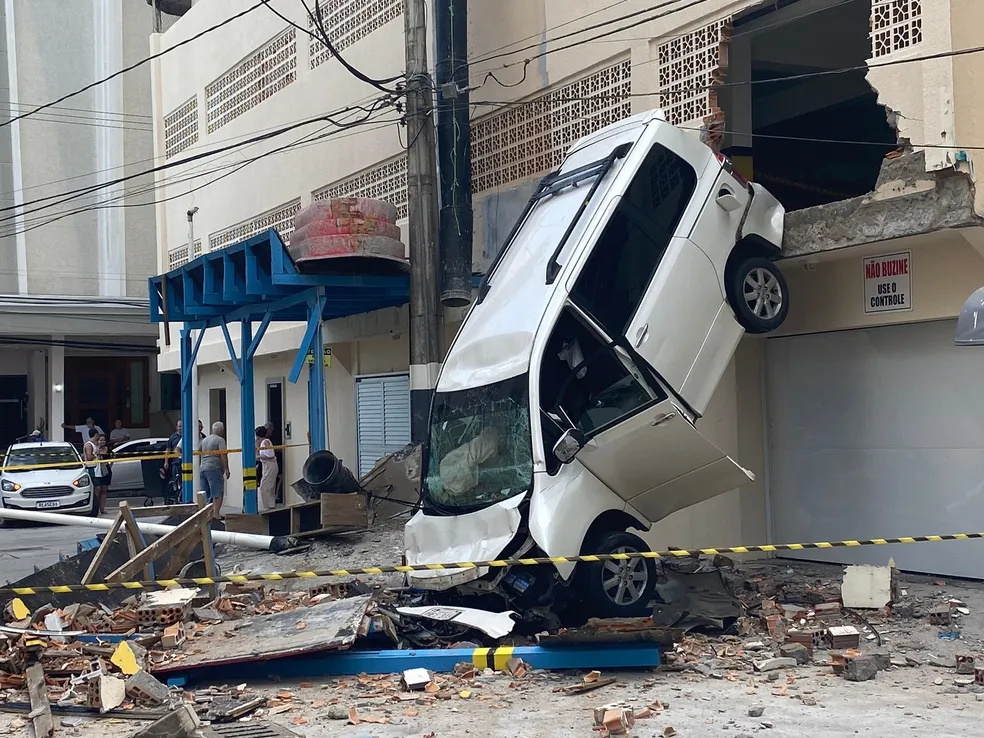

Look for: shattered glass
[423,374,533,513]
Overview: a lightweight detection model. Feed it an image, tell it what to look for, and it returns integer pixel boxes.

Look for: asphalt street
[0,496,152,584]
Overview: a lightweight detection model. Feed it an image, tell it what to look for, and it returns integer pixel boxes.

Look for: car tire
[728,256,789,334]
[576,530,657,618]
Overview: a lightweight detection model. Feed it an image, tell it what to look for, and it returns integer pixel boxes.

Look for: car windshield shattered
[5,447,81,472]
[423,374,533,514]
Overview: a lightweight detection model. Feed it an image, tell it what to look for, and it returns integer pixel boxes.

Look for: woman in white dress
[255,425,279,511]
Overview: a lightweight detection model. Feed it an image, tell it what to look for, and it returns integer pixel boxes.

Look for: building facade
[0,0,164,447]
[152,0,984,577]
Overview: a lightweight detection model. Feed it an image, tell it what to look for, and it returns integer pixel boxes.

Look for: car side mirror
[553,428,586,465]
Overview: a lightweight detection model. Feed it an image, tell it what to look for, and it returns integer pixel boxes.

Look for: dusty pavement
[4,520,984,737]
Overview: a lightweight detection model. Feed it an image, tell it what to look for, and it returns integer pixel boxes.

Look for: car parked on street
[108,437,168,495]
[405,107,788,619]
[0,442,93,516]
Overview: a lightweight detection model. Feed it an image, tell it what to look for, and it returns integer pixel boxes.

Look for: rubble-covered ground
[3,517,984,737]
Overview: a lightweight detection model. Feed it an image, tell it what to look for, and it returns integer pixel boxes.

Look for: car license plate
[35,500,61,509]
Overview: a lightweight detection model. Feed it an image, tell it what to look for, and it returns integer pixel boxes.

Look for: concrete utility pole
[404,0,443,441]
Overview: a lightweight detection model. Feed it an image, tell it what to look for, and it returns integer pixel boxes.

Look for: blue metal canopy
[147,228,411,515]
[148,229,409,328]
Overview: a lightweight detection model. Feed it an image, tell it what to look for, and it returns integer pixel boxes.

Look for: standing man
[199,421,230,517]
[108,420,130,449]
[62,418,104,445]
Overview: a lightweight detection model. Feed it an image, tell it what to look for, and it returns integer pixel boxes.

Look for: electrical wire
[1,105,403,240]
[0,99,399,226]
[260,0,403,93]
[0,1,270,131]
[8,101,151,120]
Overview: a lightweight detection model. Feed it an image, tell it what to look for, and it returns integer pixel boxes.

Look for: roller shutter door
[766,319,984,578]
[356,374,411,477]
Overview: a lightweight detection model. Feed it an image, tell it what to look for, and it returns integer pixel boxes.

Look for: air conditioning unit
[145,0,191,15]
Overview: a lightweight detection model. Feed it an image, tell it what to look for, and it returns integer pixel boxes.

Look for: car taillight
[715,152,749,187]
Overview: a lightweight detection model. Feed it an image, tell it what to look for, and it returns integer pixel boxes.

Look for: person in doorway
[63,418,104,446]
[82,428,100,516]
[108,420,130,449]
[255,425,279,512]
[199,421,230,517]
[198,420,206,441]
[93,435,112,515]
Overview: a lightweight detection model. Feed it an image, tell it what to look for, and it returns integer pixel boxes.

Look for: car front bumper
[1,491,92,514]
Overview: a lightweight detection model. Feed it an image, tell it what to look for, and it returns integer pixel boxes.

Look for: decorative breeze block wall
[871,0,923,58]
[314,155,409,220]
[470,60,632,193]
[208,199,303,252]
[167,240,202,269]
[163,96,199,159]
[656,18,732,129]
[309,0,404,69]
[205,28,297,135]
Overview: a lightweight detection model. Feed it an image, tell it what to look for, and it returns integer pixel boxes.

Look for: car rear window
[4,448,81,471]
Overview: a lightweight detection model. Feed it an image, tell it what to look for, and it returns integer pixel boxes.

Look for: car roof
[8,442,77,452]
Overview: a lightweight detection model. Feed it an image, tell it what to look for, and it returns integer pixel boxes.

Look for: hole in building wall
[720,0,898,211]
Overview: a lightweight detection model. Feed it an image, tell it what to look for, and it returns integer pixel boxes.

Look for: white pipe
[0,508,294,552]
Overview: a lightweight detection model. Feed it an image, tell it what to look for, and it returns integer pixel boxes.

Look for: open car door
[574,399,754,522]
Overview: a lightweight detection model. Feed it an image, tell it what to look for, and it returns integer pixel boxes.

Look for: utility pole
[187,207,200,498]
[404,0,442,441]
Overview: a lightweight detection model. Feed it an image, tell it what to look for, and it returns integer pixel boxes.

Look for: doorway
[0,375,27,448]
[266,379,285,504]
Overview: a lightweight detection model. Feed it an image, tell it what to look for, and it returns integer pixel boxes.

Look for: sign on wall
[863,251,912,314]
[304,347,332,367]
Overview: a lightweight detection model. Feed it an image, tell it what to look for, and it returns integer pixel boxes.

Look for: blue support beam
[309,293,327,452]
[240,319,257,514]
[161,643,661,687]
[179,329,196,503]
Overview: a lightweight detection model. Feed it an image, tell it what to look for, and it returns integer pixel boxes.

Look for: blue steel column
[240,319,257,514]
[179,328,194,503]
[308,298,327,452]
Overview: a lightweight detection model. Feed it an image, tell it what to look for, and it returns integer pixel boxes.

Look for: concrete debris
[132,703,201,738]
[841,565,897,609]
[956,655,976,675]
[779,643,810,665]
[125,669,172,706]
[753,658,797,673]
[865,647,892,671]
[844,655,878,682]
[928,654,955,668]
[402,668,432,691]
[748,706,765,717]
[827,625,861,650]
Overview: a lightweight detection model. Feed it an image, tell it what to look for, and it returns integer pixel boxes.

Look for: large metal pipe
[435,0,473,308]
[0,508,297,552]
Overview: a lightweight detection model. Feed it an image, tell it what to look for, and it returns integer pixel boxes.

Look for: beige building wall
[949,0,984,215]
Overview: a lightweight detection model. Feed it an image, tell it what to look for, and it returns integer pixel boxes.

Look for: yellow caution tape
[0,443,306,472]
[3,531,982,597]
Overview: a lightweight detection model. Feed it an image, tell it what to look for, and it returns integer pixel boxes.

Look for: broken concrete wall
[865,0,956,174]
[783,151,983,258]
[947,0,984,217]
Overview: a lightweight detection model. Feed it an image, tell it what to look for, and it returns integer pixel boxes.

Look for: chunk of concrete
[754,657,797,673]
[132,704,200,738]
[125,670,171,706]
[844,656,878,682]
[865,647,892,671]
[842,565,895,609]
[779,643,810,665]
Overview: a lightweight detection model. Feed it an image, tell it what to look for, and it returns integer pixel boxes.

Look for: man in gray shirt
[199,421,230,517]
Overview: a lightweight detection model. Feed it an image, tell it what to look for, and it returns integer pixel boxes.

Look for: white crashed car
[405,108,788,618]
[0,442,93,516]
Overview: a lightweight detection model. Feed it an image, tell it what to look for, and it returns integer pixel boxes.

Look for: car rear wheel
[729,256,789,334]
[577,531,657,618]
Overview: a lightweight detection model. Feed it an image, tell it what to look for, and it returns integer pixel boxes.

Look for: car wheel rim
[601,546,649,606]
[743,267,783,320]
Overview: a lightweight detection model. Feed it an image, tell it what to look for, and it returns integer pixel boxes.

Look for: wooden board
[237,492,370,537]
[150,595,372,674]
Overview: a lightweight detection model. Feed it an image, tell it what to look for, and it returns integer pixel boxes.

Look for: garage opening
[721,0,899,212]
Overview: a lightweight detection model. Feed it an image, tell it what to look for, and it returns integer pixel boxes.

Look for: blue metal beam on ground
[161,643,661,687]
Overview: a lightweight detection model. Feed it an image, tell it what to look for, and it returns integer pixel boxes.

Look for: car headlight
[1,479,19,492]
[73,476,91,488]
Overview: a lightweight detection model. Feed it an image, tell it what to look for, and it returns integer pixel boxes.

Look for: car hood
[3,468,86,486]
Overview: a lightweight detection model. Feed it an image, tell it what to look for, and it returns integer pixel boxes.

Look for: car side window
[571,143,698,338]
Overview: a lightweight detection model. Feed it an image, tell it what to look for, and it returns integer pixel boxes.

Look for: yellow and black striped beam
[243,466,257,491]
[3,532,983,596]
